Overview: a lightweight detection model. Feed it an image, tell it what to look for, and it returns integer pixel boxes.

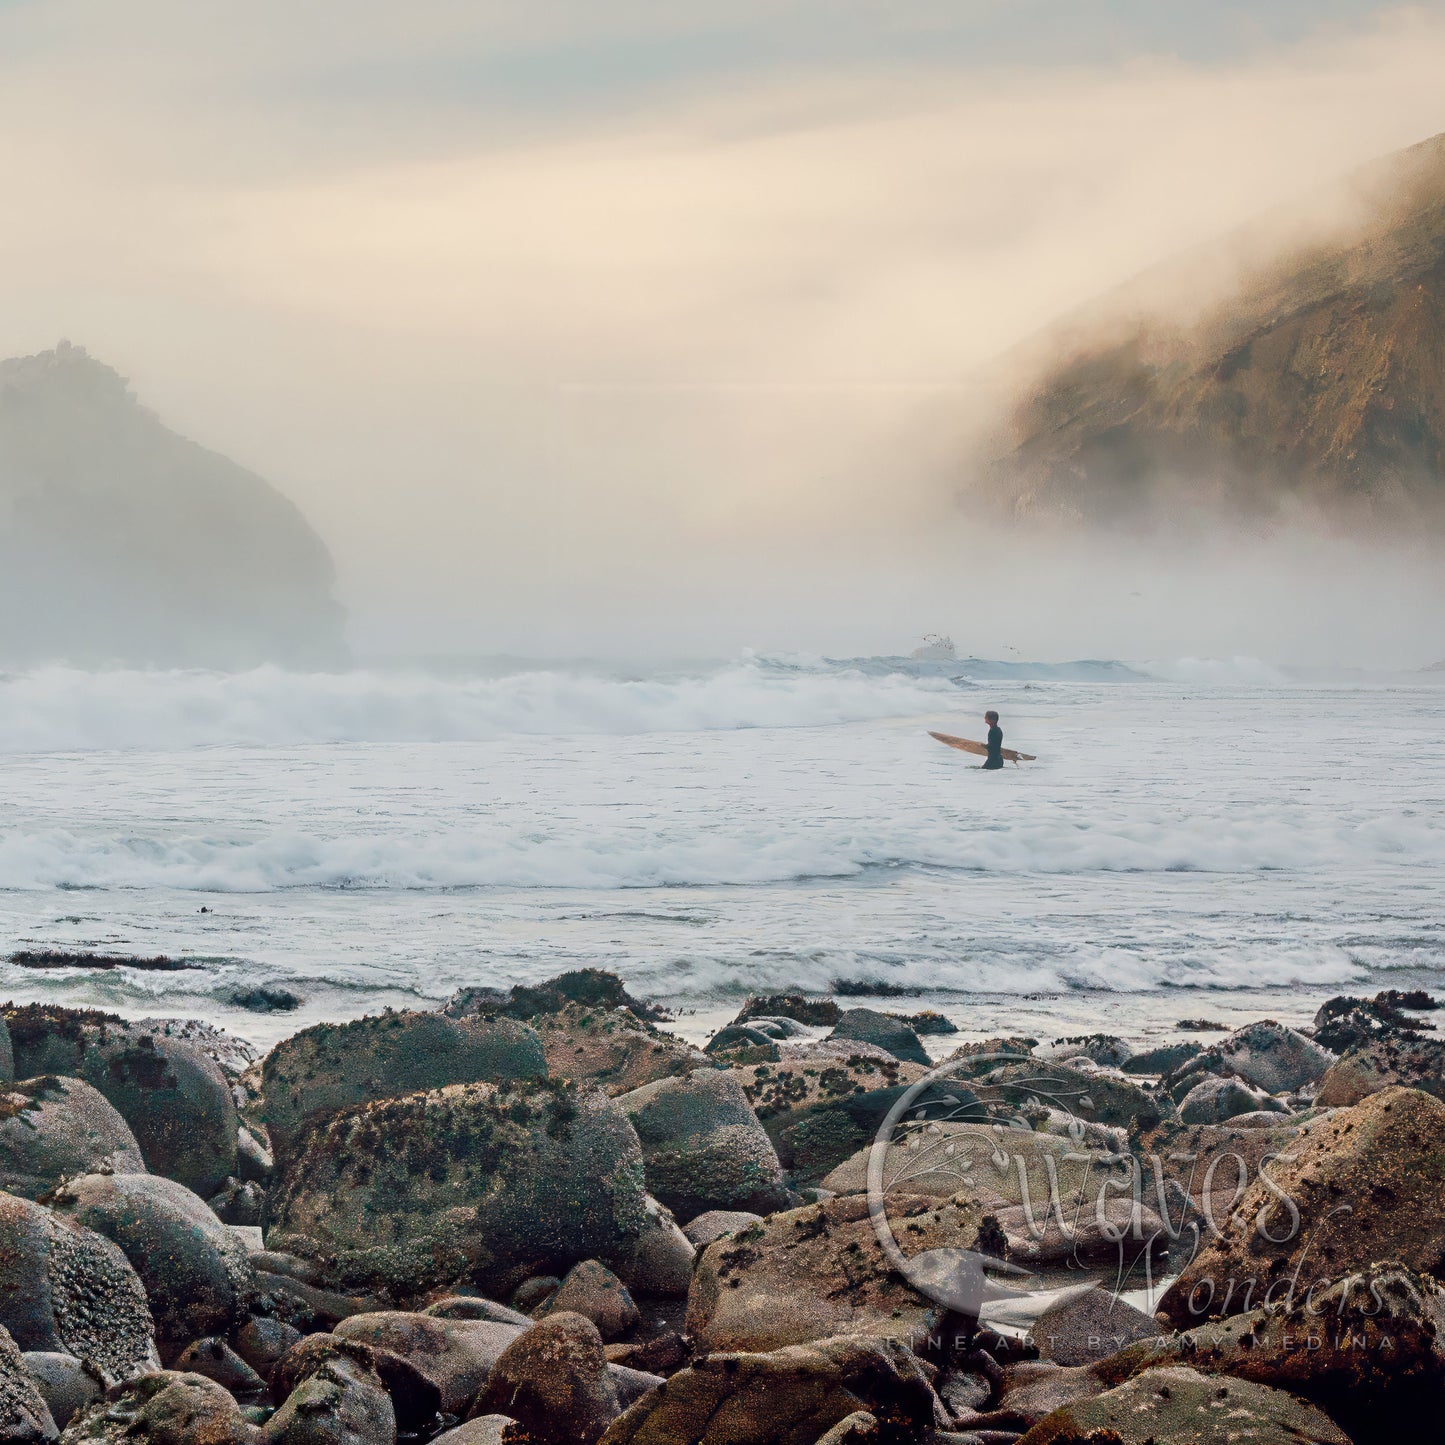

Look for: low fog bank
[3,5,1444,672]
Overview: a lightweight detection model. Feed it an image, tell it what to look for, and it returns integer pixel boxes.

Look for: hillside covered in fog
[976,132,1445,532]
[0,343,346,667]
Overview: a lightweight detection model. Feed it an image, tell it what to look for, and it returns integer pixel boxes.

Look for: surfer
[982,711,1004,770]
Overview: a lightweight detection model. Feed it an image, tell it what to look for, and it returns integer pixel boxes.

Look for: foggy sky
[3,1,1445,666]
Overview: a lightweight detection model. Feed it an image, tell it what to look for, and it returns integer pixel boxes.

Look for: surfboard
[929,730,1036,763]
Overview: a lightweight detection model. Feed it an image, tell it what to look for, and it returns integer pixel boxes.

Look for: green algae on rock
[267,1079,651,1298]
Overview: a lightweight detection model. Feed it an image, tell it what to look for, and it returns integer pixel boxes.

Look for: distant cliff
[975,133,1445,532]
[0,343,347,667]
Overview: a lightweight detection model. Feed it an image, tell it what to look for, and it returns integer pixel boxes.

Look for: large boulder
[266,1080,650,1298]
[47,1173,255,1351]
[686,1193,993,1353]
[980,1060,1166,1130]
[820,1122,1117,1215]
[826,1010,929,1066]
[1158,1087,1445,1328]
[731,1053,930,1185]
[472,1312,620,1445]
[1312,994,1431,1054]
[1121,1040,1203,1076]
[616,1070,791,1222]
[0,1020,11,1085]
[1044,1034,1133,1068]
[4,1008,238,1197]
[332,1313,523,1416]
[736,995,841,1028]
[1316,1033,1445,1106]
[1165,1022,1335,1106]
[596,1335,940,1445]
[1211,1020,1335,1094]
[258,1011,548,1159]
[0,1192,158,1385]
[1121,1263,1443,1439]
[0,1325,56,1444]
[1015,1365,1351,1445]
[0,1077,144,1198]
[59,1371,259,1445]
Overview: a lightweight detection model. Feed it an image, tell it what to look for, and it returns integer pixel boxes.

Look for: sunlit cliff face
[1,3,1444,663]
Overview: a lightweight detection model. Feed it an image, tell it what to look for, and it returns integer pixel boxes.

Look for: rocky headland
[0,342,347,668]
[973,132,1445,533]
[0,971,1441,1443]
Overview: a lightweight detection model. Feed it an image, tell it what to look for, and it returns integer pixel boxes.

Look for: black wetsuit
[982,724,1005,770]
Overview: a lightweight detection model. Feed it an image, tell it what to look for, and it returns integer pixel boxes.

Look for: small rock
[263,1350,394,1445]
[173,1337,266,1401]
[471,1312,620,1445]
[19,1353,97,1433]
[430,1419,512,1445]
[512,1278,561,1315]
[547,1261,639,1341]
[421,1298,533,1328]
[1026,1287,1163,1366]
[229,1317,304,1382]
[604,1195,695,1299]
[682,1210,764,1248]
[1178,1075,1285,1124]
[210,1178,268,1226]
[61,1370,259,1445]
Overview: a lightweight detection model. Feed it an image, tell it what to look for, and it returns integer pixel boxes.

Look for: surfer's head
[985,711,999,726]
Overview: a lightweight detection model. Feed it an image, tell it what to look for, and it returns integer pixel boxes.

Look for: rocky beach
[0,969,1440,1444]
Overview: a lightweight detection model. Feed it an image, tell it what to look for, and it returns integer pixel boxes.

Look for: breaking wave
[2,807,1440,892]
[0,660,967,753]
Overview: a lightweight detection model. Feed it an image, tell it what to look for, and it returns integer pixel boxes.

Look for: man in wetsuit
[982,710,1005,770]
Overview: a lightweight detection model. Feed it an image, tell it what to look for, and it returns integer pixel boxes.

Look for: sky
[3,1,1445,663]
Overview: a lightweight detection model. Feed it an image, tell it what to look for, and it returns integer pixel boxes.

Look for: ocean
[1,655,1442,1052]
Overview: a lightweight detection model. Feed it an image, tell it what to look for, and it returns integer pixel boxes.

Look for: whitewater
[1,656,1442,1048]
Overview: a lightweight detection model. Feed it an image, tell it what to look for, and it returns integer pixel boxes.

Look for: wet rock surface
[259,1011,548,1158]
[1017,1364,1353,1444]
[617,1068,792,1221]
[472,1311,621,1445]
[5,975,1443,1445]
[47,1172,255,1351]
[1159,1087,1445,1327]
[597,1335,941,1445]
[0,1191,159,1384]
[267,1079,650,1296]
[0,1076,144,1199]
[4,1010,240,1197]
